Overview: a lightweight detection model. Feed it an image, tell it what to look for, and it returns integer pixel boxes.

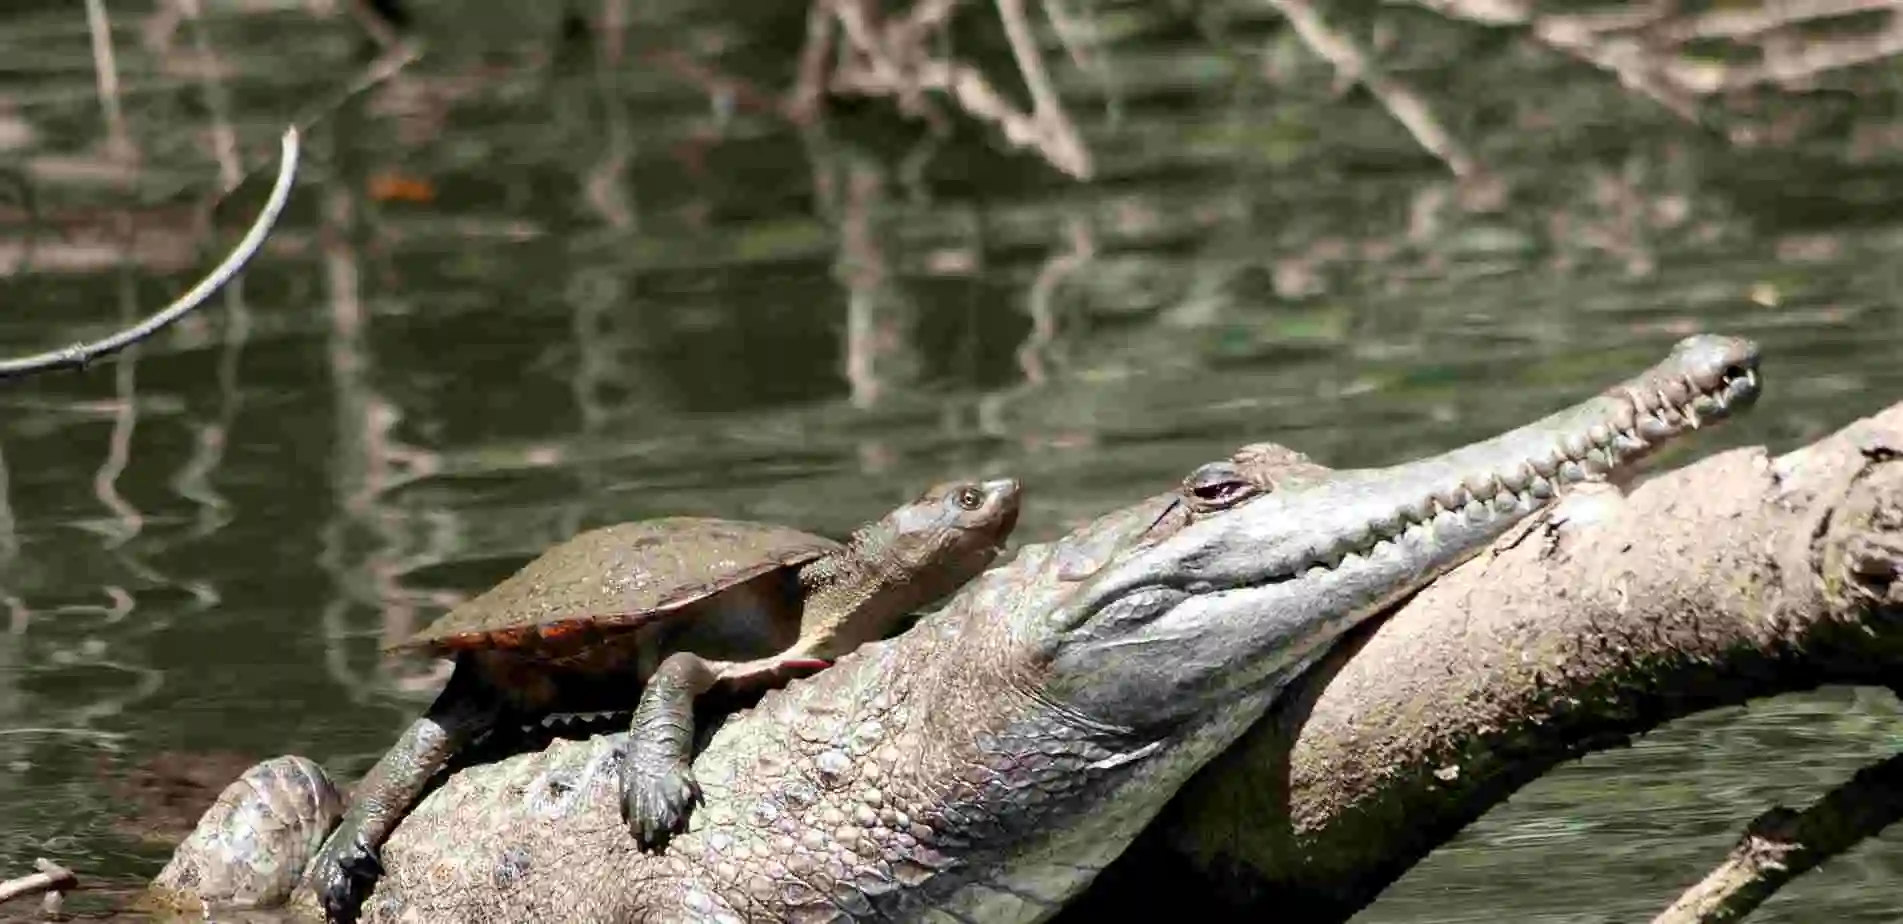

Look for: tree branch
[0,126,299,381]
[1652,749,1903,923]
[0,858,77,906]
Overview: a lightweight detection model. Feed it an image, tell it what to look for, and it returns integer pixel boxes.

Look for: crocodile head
[1039,334,1760,736]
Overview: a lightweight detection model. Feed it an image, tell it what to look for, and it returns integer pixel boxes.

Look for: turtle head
[860,477,1023,604]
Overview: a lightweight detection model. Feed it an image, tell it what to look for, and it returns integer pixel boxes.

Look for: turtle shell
[395,517,841,656]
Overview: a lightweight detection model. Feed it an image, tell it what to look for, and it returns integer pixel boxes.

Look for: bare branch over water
[0,127,300,382]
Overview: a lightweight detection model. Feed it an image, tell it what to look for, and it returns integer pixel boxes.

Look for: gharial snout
[981,477,1024,543]
[1617,333,1761,429]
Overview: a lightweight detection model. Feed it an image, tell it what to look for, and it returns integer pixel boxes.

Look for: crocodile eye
[1183,462,1258,509]
[955,486,986,510]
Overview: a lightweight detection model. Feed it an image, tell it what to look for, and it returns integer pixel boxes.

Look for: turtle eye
[1183,462,1258,509]
[955,486,986,510]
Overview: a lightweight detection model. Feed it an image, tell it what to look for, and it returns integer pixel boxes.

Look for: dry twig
[1652,750,1903,923]
[0,127,300,381]
[0,858,77,906]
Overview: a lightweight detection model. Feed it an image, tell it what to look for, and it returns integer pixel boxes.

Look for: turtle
[307,476,1024,922]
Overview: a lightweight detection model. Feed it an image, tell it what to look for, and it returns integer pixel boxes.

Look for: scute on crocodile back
[393,517,842,653]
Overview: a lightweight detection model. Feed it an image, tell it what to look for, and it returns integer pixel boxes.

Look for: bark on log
[1061,400,1903,922]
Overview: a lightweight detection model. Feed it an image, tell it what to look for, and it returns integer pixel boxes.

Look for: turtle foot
[620,757,701,853]
[312,833,382,924]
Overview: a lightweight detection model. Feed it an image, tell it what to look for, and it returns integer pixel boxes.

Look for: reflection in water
[977,213,1096,464]
[1268,0,1483,183]
[794,0,1093,178]
[80,0,133,164]
[564,0,639,539]
[318,170,379,706]
[826,139,909,473]
[90,269,145,551]
[0,447,19,777]
[78,240,169,728]
[316,168,445,708]
[164,0,255,543]
[582,0,635,232]
[560,263,622,540]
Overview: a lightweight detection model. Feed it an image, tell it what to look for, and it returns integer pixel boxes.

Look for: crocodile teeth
[1402,496,1433,523]
[1637,415,1674,441]
[1579,449,1610,476]
[1296,353,1755,583]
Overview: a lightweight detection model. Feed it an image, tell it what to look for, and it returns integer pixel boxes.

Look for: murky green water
[1,1,1900,921]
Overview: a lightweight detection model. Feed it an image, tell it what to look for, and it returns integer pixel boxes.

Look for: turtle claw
[313,833,382,924]
[621,758,702,853]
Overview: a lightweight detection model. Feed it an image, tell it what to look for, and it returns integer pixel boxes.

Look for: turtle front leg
[620,651,828,851]
[305,666,497,923]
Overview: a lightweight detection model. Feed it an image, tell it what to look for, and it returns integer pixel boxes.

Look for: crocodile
[150,334,1761,922]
